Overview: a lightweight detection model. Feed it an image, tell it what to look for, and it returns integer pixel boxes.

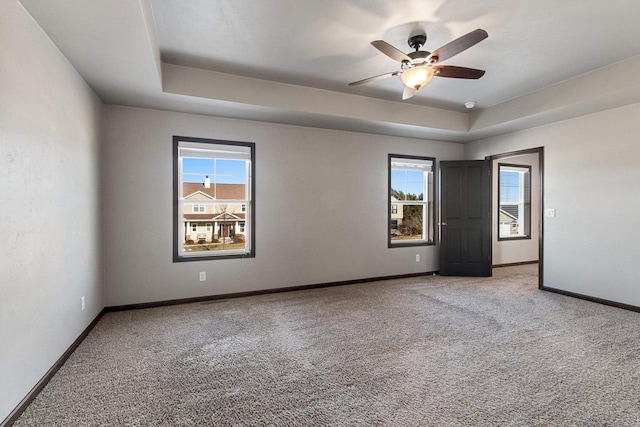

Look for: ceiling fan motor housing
[408,50,430,63]
[408,34,427,50]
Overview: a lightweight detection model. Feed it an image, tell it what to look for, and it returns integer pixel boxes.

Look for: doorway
[487,147,544,288]
[438,147,544,287]
[219,223,233,238]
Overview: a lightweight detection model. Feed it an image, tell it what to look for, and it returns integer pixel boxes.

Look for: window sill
[388,240,435,248]
[174,251,254,262]
[497,236,531,241]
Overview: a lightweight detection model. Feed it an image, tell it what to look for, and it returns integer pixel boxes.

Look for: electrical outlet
[199,271,206,281]
[415,254,420,262]
[81,296,85,311]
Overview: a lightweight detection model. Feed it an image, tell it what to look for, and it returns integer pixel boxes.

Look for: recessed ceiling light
[464,101,477,109]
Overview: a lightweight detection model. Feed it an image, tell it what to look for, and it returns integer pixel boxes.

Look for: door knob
[439,222,447,226]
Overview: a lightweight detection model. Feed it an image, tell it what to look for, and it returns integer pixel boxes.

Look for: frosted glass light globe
[401,66,434,90]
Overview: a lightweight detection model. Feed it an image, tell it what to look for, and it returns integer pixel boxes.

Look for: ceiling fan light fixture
[349,29,488,100]
[401,66,434,90]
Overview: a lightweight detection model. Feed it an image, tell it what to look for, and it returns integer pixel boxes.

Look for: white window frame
[192,204,206,213]
[388,155,435,247]
[498,164,531,240]
[174,137,255,261]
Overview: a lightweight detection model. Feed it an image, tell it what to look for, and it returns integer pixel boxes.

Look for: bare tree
[401,205,423,237]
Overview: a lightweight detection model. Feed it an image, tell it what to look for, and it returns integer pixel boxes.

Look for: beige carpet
[14,265,640,426]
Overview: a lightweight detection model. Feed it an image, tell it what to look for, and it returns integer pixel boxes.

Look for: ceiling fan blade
[371,40,411,63]
[402,86,418,100]
[349,71,399,86]
[430,29,488,63]
[433,65,485,79]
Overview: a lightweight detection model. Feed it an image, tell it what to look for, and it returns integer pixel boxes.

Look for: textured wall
[0,0,103,420]
[101,105,464,306]
[466,103,640,305]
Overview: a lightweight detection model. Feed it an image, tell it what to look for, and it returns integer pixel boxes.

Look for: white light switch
[199,272,206,281]
[545,208,556,218]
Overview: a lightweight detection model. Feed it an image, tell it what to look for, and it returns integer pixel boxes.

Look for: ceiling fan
[349,29,488,100]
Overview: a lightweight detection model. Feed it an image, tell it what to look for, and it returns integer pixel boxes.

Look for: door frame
[486,147,544,289]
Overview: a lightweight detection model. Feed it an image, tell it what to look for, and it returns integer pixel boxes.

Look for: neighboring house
[183,181,246,242]
[390,195,404,234]
[499,207,519,236]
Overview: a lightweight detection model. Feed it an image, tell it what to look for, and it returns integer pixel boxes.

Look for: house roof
[183,183,245,200]
[499,208,518,223]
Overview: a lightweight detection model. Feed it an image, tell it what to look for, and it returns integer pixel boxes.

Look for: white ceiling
[18,0,640,142]
[152,0,640,111]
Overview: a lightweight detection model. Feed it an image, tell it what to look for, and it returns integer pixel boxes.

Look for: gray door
[439,160,492,276]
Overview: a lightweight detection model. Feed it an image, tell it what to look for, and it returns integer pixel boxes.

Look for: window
[388,155,435,247]
[498,163,531,240]
[174,137,255,261]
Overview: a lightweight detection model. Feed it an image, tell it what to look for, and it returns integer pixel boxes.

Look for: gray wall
[466,102,640,306]
[0,0,103,421]
[102,105,464,306]
[492,152,540,265]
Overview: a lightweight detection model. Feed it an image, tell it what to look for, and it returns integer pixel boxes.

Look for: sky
[184,160,519,202]
[183,158,246,184]
[391,169,425,199]
[499,171,522,203]
[185,159,428,197]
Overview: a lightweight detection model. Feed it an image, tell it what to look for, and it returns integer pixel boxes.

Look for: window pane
[406,172,424,201]
[183,223,247,253]
[182,158,247,201]
[183,202,248,251]
[390,204,425,242]
[499,171,520,203]
[391,171,424,200]
[390,170,405,198]
[182,158,215,183]
[498,164,531,239]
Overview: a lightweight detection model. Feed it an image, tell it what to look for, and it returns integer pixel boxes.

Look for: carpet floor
[14,265,640,426]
